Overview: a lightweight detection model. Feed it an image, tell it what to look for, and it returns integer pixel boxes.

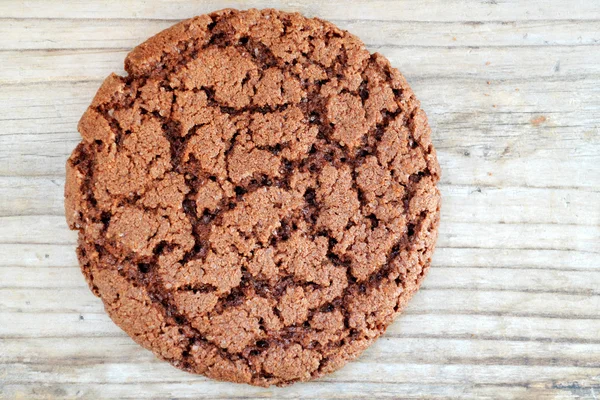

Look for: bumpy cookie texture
[65,8,441,386]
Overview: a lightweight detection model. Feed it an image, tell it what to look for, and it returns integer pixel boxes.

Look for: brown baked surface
[65,8,441,386]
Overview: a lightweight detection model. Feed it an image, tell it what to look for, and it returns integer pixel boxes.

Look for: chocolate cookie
[65,8,441,386]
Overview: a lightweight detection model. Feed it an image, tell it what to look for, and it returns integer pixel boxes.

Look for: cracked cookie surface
[65,8,441,387]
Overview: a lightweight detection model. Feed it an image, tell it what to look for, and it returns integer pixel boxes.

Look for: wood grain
[2,0,599,21]
[1,1,599,399]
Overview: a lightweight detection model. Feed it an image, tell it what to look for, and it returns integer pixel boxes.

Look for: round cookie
[65,8,441,386]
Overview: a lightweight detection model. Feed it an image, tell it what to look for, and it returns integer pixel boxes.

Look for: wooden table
[1,1,599,398]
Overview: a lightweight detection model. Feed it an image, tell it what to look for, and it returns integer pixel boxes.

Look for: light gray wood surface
[1,1,599,399]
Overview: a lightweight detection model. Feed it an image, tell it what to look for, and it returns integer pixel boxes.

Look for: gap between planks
[3,333,600,345]
[3,43,600,53]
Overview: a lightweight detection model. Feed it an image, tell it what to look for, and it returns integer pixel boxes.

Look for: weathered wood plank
[2,381,594,400]
[1,266,84,288]
[3,79,599,136]
[0,216,77,245]
[2,46,599,85]
[2,360,598,387]
[424,267,600,295]
[439,185,600,226]
[389,314,600,344]
[2,18,600,50]
[0,335,597,365]
[439,153,600,191]
[3,177,600,228]
[2,216,599,253]
[0,81,92,136]
[3,264,600,297]
[2,0,600,22]
[3,286,599,318]
[4,329,600,366]
[3,133,599,189]
[3,76,599,190]
[4,264,600,300]
[0,244,77,268]
[433,247,599,271]
[439,221,599,253]
[0,312,122,338]
[2,337,599,369]
[0,177,65,217]
[1,244,597,272]
[4,312,600,345]
[0,49,129,85]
